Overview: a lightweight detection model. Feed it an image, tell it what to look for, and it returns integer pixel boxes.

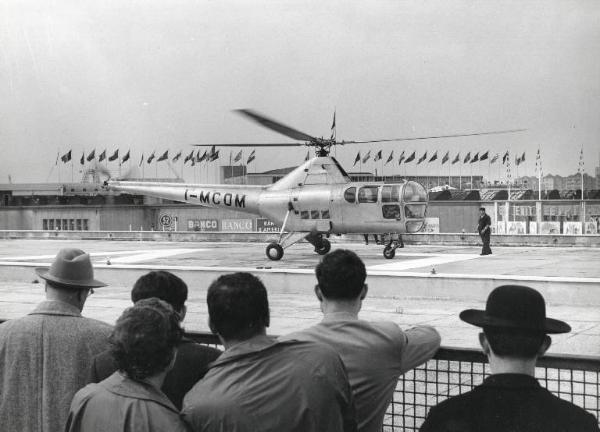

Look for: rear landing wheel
[316,239,331,255]
[266,243,284,261]
[383,245,396,259]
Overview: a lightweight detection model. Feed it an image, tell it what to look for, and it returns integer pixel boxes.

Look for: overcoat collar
[29,300,82,317]
[100,372,179,413]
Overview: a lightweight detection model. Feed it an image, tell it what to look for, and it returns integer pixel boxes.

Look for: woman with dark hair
[66,298,189,432]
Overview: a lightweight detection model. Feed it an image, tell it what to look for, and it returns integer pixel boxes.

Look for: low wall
[1,230,600,247]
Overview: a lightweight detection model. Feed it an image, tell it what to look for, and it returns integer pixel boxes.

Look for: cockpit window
[358,186,379,203]
[344,187,356,203]
[405,204,426,219]
[381,185,400,203]
[403,182,427,202]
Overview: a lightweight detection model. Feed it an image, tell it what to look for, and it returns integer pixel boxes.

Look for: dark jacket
[88,337,221,410]
[420,373,599,432]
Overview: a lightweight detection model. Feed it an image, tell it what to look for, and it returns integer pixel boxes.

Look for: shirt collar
[321,311,359,322]
[212,334,297,367]
[482,373,541,389]
[29,300,82,317]
[101,372,178,412]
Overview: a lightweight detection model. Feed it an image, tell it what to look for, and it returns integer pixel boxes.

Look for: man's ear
[314,285,324,302]
[538,335,551,357]
[360,284,368,300]
[208,319,217,335]
[179,305,187,321]
[479,332,491,355]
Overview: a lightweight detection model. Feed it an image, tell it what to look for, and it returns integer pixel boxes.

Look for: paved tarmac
[0,238,599,356]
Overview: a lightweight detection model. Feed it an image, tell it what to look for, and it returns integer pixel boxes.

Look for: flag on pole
[61,150,72,163]
[305,150,310,162]
[405,151,416,163]
[490,153,499,164]
[441,151,449,164]
[452,153,460,164]
[172,151,182,162]
[353,151,361,166]
[535,148,542,175]
[139,153,144,167]
[470,152,479,163]
[157,150,169,162]
[362,150,371,163]
[578,147,584,173]
[198,150,207,162]
[373,150,382,162]
[184,150,194,163]
[208,145,217,161]
[108,149,119,162]
[502,150,509,164]
[86,150,96,162]
[428,151,438,163]
[386,151,394,164]
[480,151,489,161]
[233,150,243,163]
[247,149,256,164]
[417,151,428,164]
[515,155,521,166]
[520,152,526,163]
[398,150,406,164]
[209,149,220,162]
[463,152,471,163]
[147,151,155,164]
[98,150,106,162]
[80,153,85,165]
[122,150,130,163]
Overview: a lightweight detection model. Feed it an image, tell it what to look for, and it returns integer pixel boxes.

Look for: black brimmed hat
[460,285,570,334]
[35,248,107,289]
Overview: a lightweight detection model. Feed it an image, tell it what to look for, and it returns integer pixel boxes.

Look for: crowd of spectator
[0,247,597,431]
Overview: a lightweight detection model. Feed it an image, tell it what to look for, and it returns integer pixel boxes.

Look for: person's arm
[398,326,441,373]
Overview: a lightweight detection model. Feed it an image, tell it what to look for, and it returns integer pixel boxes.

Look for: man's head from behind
[315,249,367,301]
[131,271,188,317]
[110,298,183,380]
[207,272,269,342]
[460,285,571,360]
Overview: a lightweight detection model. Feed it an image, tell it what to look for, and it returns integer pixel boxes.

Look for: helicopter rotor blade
[338,129,527,145]
[192,142,306,147]
[235,109,316,142]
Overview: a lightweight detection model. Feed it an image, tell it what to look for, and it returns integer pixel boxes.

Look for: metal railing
[185,330,600,431]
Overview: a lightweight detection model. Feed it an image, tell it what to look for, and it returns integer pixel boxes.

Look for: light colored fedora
[35,248,107,289]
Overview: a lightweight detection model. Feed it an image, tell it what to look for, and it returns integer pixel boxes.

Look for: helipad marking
[94,249,208,264]
[368,253,480,271]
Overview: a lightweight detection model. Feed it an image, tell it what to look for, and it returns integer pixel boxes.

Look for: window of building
[76,219,82,230]
[358,186,379,203]
[43,219,48,230]
[62,219,68,230]
[83,219,89,230]
[48,219,54,230]
[69,219,75,230]
[344,187,356,203]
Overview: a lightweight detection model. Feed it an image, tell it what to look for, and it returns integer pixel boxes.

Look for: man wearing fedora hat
[0,248,112,432]
[420,285,599,432]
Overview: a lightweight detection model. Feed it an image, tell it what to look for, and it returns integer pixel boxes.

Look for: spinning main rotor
[193,109,526,157]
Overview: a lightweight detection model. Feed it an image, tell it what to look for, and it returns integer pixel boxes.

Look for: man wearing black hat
[0,248,112,432]
[420,285,599,432]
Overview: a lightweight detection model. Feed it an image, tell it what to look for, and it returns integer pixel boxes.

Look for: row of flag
[58,147,258,166]
[351,150,527,166]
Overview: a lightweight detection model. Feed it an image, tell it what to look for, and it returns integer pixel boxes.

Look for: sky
[1,0,599,184]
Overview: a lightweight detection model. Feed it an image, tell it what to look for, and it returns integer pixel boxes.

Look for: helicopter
[105,109,523,260]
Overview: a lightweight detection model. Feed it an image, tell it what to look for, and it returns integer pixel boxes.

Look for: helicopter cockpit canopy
[403,181,427,233]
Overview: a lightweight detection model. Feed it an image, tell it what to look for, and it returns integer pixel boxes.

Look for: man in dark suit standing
[420,285,599,432]
[477,207,492,255]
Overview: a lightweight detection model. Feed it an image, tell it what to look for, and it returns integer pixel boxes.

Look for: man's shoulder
[177,338,222,361]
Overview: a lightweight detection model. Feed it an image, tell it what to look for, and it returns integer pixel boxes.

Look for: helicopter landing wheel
[383,245,396,259]
[316,239,331,255]
[266,243,284,261]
